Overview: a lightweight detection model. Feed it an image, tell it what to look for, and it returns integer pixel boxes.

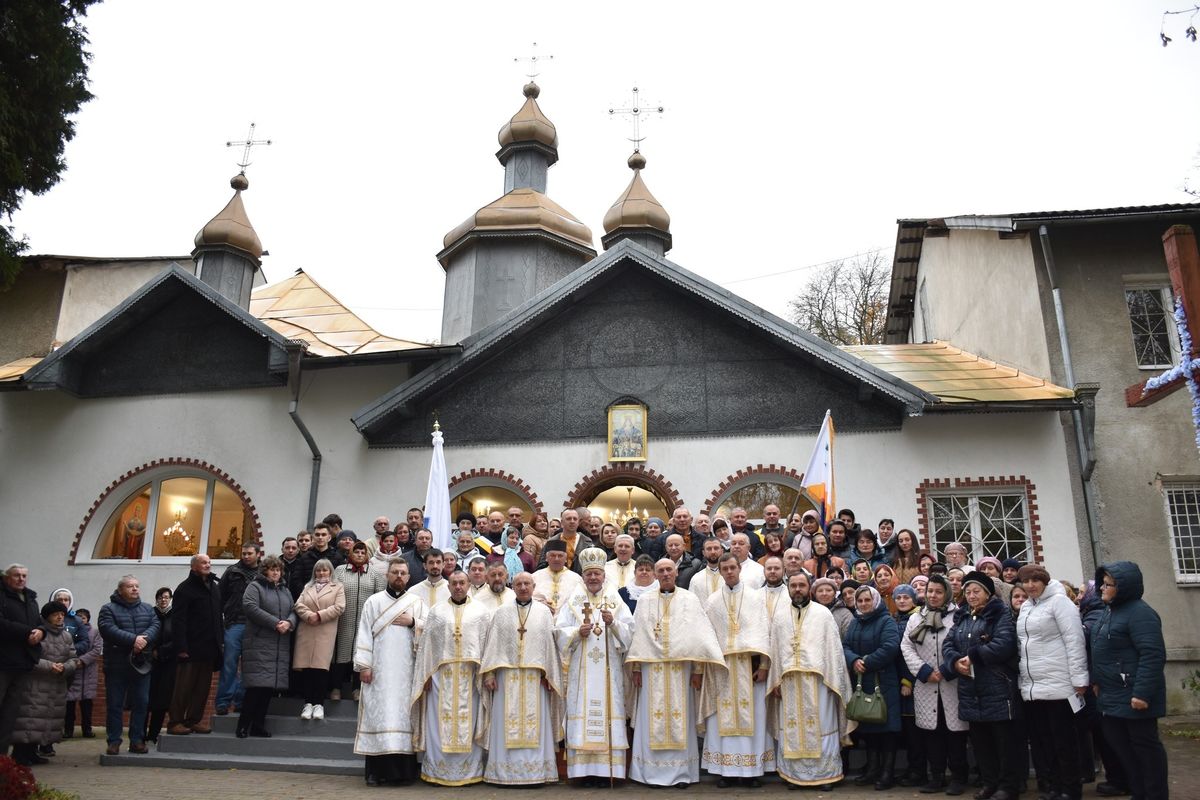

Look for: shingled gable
[22,263,303,397]
[352,239,935,445]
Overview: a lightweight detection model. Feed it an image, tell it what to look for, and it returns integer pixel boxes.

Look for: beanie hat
[962,570,995,597]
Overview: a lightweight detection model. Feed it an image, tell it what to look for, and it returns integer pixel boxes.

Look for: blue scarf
[500,541,523,582]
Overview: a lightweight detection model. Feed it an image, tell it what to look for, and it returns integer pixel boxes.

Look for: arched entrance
[705,465,817,524]
[447,469,542,522]
[564,464,683,526]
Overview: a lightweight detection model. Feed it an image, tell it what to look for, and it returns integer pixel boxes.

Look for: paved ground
[23,722,1200,800]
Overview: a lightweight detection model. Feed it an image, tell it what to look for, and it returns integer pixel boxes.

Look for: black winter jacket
[0,584,41,671]
[941,594,1019,722]
[1092,561,1167,719]
[172,571,223,665]
[219,561,259,627]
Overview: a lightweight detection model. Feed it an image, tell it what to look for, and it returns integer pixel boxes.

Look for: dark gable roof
[352,239,935,434]
[23,263,303,395]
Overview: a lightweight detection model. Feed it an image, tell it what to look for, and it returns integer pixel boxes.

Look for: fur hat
[962,570,995,597]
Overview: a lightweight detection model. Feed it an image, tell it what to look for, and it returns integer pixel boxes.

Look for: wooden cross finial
[514,42,553,81]
[608,86,665,152]
[226,123,272,173]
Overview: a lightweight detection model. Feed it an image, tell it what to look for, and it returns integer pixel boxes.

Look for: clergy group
[352,543,853,789]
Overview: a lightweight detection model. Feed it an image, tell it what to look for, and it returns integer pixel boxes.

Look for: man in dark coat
[0,564,42,754]
[537,509,594,572]
[215,543,259,715]
[168,554,223,735]
[98,574,159,755]
[289,523,343,598]
[1092,562,1169,800]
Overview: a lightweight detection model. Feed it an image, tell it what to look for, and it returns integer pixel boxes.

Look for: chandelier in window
[607,487,644,526]
[161,507,195,556]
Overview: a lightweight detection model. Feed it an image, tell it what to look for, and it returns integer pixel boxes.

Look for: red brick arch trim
[704,464,810,517]
[69,457,263,565]
[447,469,543,516]
[564,465,683,514]
[915,476,1043,564]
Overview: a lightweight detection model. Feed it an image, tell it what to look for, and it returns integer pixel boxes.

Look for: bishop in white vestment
[411,572,491,786]
[472,563,516,612]
[354,558,427,786]
[625,559,725,787]
[532,539,583,615]
[555,548,635,785]
[700,554,774,785]
[767,571,854,788]
[477,573,563,785]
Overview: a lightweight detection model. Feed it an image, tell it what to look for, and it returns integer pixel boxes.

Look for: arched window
[447,470,541,526]
[76,460,259,563]
[707,466,815,525]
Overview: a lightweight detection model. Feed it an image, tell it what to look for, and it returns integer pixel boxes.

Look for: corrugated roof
[249,270,429,357]
[843,341,1076,405]
[0,357,43,383]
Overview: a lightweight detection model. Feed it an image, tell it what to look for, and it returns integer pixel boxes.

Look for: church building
[1,81,1085,647]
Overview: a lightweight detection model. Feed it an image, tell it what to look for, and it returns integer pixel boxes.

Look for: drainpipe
[1038,225,1103,568]
[287,349,321,529]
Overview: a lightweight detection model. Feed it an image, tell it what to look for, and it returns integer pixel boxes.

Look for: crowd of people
[0,503,1172,798]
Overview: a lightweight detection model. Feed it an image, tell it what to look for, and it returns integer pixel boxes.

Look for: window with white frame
[1162,481,1200,584]
[927,490,1032,564]
[1125,284,1179,369]
[84,465,255,563]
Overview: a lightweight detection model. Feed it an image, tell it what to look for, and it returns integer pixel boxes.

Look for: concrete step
[158,731,354,759]
[211,712,357,738]
[268,697,358,719]
[100,750,362,776]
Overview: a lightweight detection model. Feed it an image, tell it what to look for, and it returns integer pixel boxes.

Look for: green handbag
[846,673,888,724]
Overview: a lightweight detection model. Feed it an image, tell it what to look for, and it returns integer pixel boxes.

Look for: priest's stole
[779,670,824,759]
[717,652,755,737]
[437,661,476,753]
[502,667,542,749]
[646,661,689,750]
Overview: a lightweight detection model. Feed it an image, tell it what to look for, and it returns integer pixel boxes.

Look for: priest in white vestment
[532,539,583,615]
[604,535,637,590]
[411,571,490,785]
[626,558,725,787]
[700,553,774,786]
[472,563,515,612]
[409,548,451,608]
[766,571,854,789]
[730,534,765,588]
[477,572,563,785]
[556,547,635,786]
[760,555,789,629]
[354,558,427,786]
[689,537,726,604]
[464,556,488,599]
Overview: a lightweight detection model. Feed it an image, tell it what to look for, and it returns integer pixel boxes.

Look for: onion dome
[194,173,263,259]
[601,151,671,253]
[497,82,558,150]
[440,187,594,264]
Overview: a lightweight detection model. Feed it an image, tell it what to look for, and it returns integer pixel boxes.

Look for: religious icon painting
[607,403,648,462]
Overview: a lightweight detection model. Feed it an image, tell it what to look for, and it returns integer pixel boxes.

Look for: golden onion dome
[497,82,558,149]
[442,188,594,253]
[194,173,263,259]
[602,151,670,235]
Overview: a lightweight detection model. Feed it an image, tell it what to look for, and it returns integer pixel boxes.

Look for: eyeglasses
[1101,581,1117,588]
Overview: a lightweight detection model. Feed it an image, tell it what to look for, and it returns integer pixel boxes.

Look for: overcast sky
[13,0,1200,342]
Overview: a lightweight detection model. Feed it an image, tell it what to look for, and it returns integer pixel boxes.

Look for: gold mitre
[578,547,608,573]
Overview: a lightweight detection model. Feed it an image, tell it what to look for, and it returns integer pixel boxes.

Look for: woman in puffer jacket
[1015,564,1089,800]
[941,571,1021,800]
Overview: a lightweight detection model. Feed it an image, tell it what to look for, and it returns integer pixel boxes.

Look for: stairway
[100,697,363,775]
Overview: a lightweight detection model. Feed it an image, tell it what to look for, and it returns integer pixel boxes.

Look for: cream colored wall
[0,368,1081,614]
[915,230,1053,378]
[55,259,191,342]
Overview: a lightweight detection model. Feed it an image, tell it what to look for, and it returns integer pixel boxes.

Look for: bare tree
[787,250,890,345]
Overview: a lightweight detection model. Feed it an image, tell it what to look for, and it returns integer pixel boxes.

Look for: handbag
[846,673,888,724]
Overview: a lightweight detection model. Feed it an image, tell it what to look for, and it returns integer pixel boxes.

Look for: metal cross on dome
[226,123,272,173]
[1125,225,1200,452]
[514,42,553,81]
[609,86,665,152]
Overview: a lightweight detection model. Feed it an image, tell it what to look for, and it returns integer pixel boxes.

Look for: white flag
[802,410,836,526]
[423,426,453,551]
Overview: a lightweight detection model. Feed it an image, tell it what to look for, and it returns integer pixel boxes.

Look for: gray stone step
[158,731,354,759]
[100,750,361,776]
[211,712,357,738]
[268,697,358,719]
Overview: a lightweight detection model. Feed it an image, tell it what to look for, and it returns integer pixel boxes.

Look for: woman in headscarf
[899,574,968,795]
[910,574,929,606]
[891,584,926,788]
[802,531,846,579]
[832,579,859,639]
[941,571,1021,800]
[873,564,900,614]
[490,526,532,581]
[850,558,873,584]
[842,585,902,789]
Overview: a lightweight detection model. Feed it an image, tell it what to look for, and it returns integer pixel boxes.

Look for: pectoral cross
[653,620,662,641]
[517,623,527,639]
